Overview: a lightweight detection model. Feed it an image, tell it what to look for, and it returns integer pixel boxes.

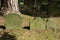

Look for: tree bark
[0,0,21,15]
[7,0,21,15]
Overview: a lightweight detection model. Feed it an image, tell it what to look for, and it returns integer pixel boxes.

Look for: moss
[4,13,23,30]
[30,17,46,30]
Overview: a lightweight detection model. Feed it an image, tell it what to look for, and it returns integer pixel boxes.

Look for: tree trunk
[0,0,21,15]
[7,0,21,15]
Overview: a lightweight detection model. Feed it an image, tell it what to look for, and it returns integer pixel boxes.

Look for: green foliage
[4,13,23,30]
[30,17,46,30]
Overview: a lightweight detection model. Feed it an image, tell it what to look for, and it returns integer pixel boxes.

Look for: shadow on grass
[23,26,30,30]
[0,32,16,40]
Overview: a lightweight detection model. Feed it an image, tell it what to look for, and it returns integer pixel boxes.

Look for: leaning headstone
[30,17,46,30]
[4,13,23,30]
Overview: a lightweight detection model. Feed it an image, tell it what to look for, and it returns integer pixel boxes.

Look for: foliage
[4,13,23,30]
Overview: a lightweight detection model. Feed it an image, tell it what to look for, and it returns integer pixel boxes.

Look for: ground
[0,14,60,40]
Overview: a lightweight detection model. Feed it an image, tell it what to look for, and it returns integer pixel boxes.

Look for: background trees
[0,0,60,17]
